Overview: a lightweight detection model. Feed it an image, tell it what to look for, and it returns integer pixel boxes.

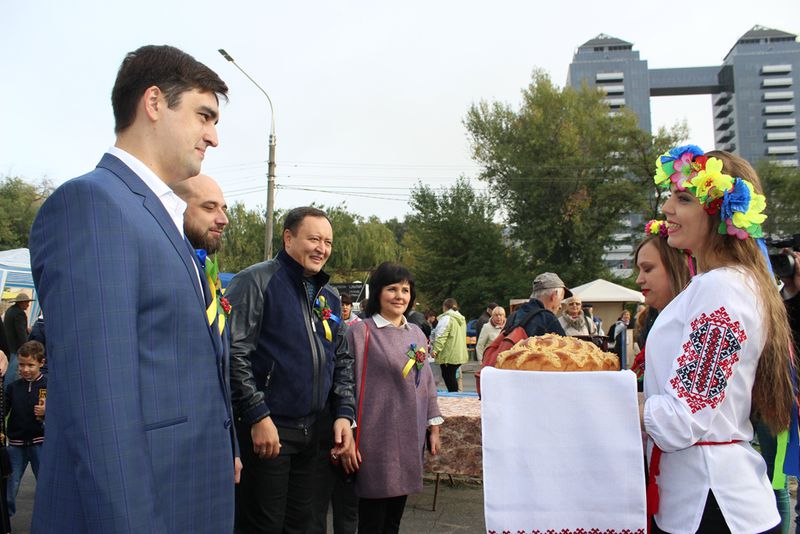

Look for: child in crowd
[5,340,46,518]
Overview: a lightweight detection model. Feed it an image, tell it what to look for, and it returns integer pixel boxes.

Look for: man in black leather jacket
[226,206,355,534]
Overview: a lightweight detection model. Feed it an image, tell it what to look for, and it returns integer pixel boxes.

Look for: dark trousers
[309,428,358,534]
[652,490,781,534]
[357,495,407,534]
[235,417,324,534]
[440,364,460,392]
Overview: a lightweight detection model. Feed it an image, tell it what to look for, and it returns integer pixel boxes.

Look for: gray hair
[531,287,562,301]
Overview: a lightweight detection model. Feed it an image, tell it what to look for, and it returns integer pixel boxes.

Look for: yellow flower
[653,152,671,187]
[732,181,767,228]
[690,157,732,202]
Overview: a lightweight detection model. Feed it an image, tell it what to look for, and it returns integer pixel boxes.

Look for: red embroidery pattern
[669,307,746,413]
[486,529,644,534]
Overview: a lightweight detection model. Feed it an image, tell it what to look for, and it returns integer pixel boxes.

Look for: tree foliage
[757,161,800,238]
[0,176,52,249]
[218,202,402,281]
[218,202,273,273]
[403,178,529,318]
[464,71,683,284]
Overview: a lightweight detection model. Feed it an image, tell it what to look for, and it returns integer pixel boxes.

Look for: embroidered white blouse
[643,267,779,534]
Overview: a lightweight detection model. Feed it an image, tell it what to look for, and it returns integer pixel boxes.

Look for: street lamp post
[218,48,277,261]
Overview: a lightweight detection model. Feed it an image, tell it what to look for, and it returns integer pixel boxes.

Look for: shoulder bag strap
[354,321,370,451]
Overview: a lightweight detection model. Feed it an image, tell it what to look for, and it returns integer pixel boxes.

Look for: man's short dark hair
[340,294,353,305]
[281,207,331,248]
[18,340,45,363]
[112,45,229,133]
[365,262,416,318]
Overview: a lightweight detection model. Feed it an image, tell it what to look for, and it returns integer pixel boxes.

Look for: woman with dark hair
[338,262,442,534]
[642,146,793,533]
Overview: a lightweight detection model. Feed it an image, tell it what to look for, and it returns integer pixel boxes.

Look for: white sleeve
[643,270,760,452]
[476,324,491,359]
[430,315,450,344]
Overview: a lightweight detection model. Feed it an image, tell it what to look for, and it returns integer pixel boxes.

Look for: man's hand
[251,417,281,459]
[234,457,243,484]
[0,351,7,377]
[428,425,441,456]
[330,418,358,474]
[332,418,353,451]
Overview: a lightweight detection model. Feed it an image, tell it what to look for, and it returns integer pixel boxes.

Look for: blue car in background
[466,319,478,350]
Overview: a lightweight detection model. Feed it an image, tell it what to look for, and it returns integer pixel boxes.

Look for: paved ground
[9,359,797,533]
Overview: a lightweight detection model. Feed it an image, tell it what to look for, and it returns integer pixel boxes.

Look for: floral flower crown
[653,144,767,240]
[645,219,668,239]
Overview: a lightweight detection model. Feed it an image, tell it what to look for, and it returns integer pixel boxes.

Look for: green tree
[757,160,800,238]
[464,71,674,284]
[219,202,402,281]
[323,205,401,282]
[621,123,689,221]
[219,202,272,273]
[0,176,52,249]
[403,178,529,318]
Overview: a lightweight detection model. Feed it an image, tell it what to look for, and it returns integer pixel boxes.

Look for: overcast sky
[2,1,797,220]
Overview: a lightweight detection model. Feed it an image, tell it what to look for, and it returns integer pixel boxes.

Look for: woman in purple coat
[338,262,442,533]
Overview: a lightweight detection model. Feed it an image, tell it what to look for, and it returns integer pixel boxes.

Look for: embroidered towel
[481,367,646,534]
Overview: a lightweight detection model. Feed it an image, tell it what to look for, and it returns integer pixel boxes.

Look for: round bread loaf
[495,333,620,372]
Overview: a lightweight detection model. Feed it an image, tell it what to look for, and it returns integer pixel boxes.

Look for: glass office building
[568,26,799,167]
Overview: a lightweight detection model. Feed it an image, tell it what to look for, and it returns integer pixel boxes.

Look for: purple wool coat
[347,317,442,499]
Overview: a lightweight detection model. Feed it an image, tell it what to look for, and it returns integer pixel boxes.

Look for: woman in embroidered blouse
[643,147,793,533]
[339,262,442,534]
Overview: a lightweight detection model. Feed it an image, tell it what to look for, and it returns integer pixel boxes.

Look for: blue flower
[195,248,208,268]
[721,178,751,222]
[661,144,704,164]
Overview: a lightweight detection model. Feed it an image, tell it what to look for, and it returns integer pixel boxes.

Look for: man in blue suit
[29,45,236,533]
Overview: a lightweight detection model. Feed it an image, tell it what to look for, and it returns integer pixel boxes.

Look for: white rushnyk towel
[481,367,646,534]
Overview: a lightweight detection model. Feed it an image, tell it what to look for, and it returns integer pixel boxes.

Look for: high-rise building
[567,26,800,167]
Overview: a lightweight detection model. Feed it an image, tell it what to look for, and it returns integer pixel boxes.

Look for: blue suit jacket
[29,154,235,533]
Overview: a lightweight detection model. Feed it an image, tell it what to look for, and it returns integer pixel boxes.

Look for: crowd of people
[0,42,798,534]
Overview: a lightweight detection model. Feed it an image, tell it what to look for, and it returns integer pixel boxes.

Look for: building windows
[767,145,798,155]
[600,84,625,94]
[763,91,795,101]
[765,118,797,127]
[762,77,793,87]
[764,105,796,114]
[775,159,799,167]
[767,132,798,141]
[596,72,624,82]
[761,64,792,74]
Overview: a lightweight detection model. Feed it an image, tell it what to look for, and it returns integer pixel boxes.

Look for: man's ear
[142,85,163,122]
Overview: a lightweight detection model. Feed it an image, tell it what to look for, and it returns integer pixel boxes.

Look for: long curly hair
[700,151,795,434]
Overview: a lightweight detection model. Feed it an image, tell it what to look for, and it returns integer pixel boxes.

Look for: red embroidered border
[669,307,746,413]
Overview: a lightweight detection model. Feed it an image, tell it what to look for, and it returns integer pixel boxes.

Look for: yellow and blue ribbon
[196,249,228,335]
[314,295,340,341]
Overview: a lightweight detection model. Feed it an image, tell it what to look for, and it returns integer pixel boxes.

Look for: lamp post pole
[218,48,277,260]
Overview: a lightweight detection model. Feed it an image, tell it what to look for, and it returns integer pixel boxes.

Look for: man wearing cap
[4,293,33,385]
[504,273,569,337]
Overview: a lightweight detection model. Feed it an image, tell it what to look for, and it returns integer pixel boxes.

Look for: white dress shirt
[106,147,204,294]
